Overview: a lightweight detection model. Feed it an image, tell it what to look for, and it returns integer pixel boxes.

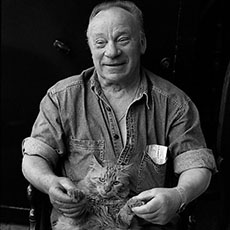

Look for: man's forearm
[176,168,212,205]
[22,154,59,194]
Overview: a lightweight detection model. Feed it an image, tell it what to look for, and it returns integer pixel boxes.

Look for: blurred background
[1,0,229,229]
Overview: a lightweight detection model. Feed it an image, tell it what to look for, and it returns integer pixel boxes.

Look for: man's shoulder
[144,68,191,105]
[145,68,189,96]
[48,67,94,95]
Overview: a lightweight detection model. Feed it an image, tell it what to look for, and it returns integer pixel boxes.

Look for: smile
[104,62,125,67]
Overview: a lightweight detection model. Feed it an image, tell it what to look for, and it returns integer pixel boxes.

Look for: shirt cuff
[22,137,59,167]
[174,148,218,174]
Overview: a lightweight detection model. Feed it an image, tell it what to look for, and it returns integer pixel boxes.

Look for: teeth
[107,63,121,66]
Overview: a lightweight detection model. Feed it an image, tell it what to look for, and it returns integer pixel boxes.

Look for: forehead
[88,7,137,35]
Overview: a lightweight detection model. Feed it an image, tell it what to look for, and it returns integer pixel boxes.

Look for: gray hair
[86,0,145,37]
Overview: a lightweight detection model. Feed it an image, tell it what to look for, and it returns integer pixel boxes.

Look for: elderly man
[22,1,217,229]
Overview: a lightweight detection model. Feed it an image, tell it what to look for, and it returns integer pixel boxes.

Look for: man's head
[87,1,145,36]
[87,1,146,84]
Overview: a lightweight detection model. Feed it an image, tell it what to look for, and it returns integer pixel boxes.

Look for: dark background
[1,0,229,228]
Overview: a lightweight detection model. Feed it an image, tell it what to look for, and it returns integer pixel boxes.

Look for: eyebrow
[92,33,105,37]
[92,29,131,37]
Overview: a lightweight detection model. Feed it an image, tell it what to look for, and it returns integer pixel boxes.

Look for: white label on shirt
[146,144,168,164]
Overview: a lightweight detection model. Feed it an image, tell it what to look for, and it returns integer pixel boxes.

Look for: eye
[117,36,130,45]
[113,181,120,185]
[95,39,106,48]
[99,177,105,182]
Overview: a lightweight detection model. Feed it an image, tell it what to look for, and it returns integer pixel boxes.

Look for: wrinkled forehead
[87,7,137,36]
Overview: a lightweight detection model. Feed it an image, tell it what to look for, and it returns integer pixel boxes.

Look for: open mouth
[104,62,125,67]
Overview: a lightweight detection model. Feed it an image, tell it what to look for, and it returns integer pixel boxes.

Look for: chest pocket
[64,138,105,182]
[136,145,168,193]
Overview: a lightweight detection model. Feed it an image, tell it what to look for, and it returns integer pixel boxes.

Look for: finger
[134,208,162,225]
[49,186,70,200]
[54,197,88,215]
[54,199,80,209]
[136,211,158,222]
[59,205,85,214]
[132,197,159,214]
[60,205,88,218]
[50,187,77,204]
[59,179,77,195]
[55,202,85,216]
[62,211,86,218]
[133,189,155,200]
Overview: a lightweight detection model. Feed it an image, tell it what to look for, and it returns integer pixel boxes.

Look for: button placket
[104,102,123,157]
[117,108,136,164]
[96,91,123,158]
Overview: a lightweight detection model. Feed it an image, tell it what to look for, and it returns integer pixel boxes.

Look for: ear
[140,32,147,55]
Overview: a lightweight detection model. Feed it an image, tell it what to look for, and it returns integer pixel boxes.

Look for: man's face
[87,7,146,84]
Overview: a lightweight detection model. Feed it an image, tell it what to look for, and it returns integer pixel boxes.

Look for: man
[22,1,217,229]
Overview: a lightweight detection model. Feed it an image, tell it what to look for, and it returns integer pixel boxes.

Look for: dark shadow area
[1,0,229,229]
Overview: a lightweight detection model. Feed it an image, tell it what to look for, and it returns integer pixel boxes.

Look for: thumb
[134,188,156,201]
[58,177,76,195]
[58,178,86,201]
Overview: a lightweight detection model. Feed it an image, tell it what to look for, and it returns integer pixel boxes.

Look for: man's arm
[22,154,61,194]
[177,167,211,207]
[22,154,87,217]
[131,167,211,225]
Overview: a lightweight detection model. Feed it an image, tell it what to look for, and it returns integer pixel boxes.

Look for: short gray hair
[87,0,145,37]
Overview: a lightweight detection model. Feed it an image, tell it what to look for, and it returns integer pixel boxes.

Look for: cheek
[96,183,106,194]
[127,45,141,60]
[91,49,103,64]
[114,183,124,192]
[116,185,129,197]
[98,184,104,191]
[118,181,129,191]
[129,50,140,63]
[89,179,98,188]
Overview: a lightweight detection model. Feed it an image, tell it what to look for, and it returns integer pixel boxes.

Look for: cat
[54,160,144,230]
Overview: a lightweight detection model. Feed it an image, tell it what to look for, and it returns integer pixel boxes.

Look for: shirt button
[106,106,111,112]
[113,134,119,140]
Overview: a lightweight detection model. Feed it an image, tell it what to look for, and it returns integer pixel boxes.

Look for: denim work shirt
[22,66,217,194]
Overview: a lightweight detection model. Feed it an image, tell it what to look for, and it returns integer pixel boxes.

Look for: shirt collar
[136,67,151,110]
[90,69,103,97]
[90,67,150,109]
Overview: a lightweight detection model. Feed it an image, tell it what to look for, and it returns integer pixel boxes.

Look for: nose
[104,41,121,58]
[104,185,112,192]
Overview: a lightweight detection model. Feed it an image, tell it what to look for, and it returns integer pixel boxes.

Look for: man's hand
[48,177,87,218]
[131,187,181,225]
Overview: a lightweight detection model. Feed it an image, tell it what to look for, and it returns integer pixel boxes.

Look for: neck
[97,71,141,132]
[100,75,140,100]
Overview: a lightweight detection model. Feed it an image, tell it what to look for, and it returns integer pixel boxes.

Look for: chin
[100,191,113,198]
[100,67,128,78]
[104,72,128,81]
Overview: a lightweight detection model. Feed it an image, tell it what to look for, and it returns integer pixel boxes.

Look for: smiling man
[87,6,146,84]
[86,4,147,145]
[22,1,217,229]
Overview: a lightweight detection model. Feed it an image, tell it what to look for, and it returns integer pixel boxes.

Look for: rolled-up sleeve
[168,98,218,174]
[174,148,217,174]
[22,137,59,167]
[22,90,65,167]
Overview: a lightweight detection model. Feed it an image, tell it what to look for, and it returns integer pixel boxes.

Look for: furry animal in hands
[54,160,144,230]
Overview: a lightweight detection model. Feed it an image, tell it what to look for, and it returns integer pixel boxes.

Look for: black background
[1,0,229,227]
